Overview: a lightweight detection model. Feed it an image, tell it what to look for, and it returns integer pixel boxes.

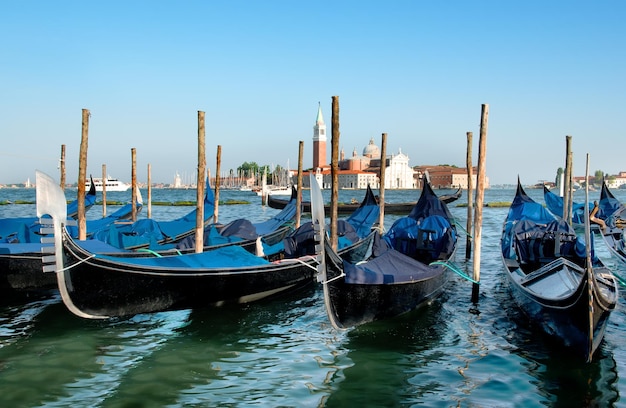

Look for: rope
[430,260,479,284]
[453,220,472,238]
[613,272,626,288]
[273,255,319,272]
[59,254,96,272]
[320,272,346,285]
[135,248,163,257]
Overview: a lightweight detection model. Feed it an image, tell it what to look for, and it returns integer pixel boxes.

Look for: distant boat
[85,176,130,192]
[267,186,462,214]
[256,185,292,196]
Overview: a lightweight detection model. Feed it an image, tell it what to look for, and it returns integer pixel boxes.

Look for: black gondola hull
[0,252,56,292]
[324,254,448,328]
[57,230,316,318]
[313,177,458,329]
[267,187,462,214]
[500,180,618,361]
[504,262,615,359]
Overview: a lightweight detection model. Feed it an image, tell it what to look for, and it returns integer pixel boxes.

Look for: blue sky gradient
[1,1,624,186]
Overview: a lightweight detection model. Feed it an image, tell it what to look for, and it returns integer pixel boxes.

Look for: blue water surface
[0,186,625,407]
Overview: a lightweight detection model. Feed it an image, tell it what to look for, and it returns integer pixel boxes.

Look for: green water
[1,187,625,407]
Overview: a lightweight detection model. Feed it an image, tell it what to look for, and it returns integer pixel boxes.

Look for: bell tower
[312,102,326,169]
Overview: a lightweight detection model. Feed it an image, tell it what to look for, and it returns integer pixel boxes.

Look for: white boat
[256,185,292,196]
[85,176,130,192]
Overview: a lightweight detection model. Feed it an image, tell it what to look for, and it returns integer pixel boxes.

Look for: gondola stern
[36,170,68,275]
[309,174,326,284]
[36,170,102,320]
[309,174,348,330]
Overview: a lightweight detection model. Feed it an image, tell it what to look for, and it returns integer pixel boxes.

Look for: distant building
[572,171,626,190]
[383,149,415,189]
[172,172,183,188]
[607,171,626,189]
[307,105,487,189]
[413,165,488,189]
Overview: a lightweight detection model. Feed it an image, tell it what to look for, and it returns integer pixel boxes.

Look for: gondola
[0,199,142,293]
[171,181,379,262]
[501,180,618,361]
[0,176,97,244]
[543,184,591,225]
[89,178,215,250]
[311,175,458,329]
[280,183,380,260]
[34,170,324,319]
[0,178,140,294]
[594,181,626,265]
[151,186,300,258]
[267,186,462,214]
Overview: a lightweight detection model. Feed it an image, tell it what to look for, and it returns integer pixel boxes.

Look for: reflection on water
[325,297,451,407]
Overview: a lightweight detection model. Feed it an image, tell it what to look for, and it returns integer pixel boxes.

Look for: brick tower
[312,102,327,169]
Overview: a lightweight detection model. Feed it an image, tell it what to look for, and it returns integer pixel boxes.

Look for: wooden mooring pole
[471,104,488,303]
[465,132,473,259]
[564,135,573,224]
[330,96,340,251]
[59,144,66,191]
[378,133,387,232]
[215,145,222,224]
[131,148,137,222]
[296,141,304,228]
[261,169,267,206]
[147,163,152,219]
[102,164,107,217]
[195,111,206,254]
[77,109,89,240]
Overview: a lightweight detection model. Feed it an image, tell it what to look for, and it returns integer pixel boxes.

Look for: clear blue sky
[1,1,624,186]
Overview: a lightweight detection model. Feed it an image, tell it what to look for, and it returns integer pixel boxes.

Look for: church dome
[362,138,380,158]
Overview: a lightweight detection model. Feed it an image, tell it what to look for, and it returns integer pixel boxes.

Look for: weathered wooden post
[330,96,340,251]
[564,135,573,224]
[261,168,267,206]
[101,164,107,217]
[195,111,206,254]
[60,144,66,191]
[583,153,594,363]
[147,163,152,219]
[215,145,222,224]
[77,109,89,240]
[465,132,473,259]
[296,140,304,228]
[131,148,137,222]
[378,133,387,231]
[472,104,488,303]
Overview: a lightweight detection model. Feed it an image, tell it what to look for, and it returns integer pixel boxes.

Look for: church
[307,104,416,189]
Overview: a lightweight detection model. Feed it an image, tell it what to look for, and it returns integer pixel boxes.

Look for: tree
[236,162,271,181]
[237,162,262,178]
[594,170,604,185]
[555,167,563,186]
